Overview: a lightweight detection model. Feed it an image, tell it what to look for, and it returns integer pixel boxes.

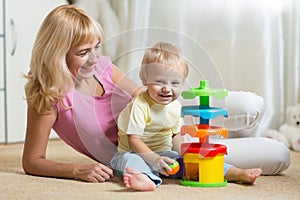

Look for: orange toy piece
[181,124,227,143]
[166,161,180,175]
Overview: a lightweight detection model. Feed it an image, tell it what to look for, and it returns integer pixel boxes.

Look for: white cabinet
[0,0,5,143]
[1,0,66,143]
[0,92,4,143]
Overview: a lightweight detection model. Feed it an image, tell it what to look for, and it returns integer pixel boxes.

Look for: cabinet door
[5,0,65,142]
[0,91,4,142]
[0,37,4,143]
[0,0,4,143]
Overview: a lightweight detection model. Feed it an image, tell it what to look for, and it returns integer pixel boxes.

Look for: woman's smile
[80,65,94,74]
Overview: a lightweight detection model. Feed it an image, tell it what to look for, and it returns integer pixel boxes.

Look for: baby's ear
[139,69,147,85]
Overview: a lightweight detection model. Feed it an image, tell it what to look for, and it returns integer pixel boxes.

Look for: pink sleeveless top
[53,56,132,166]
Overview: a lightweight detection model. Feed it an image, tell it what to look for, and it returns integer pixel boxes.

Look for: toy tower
[180,80,228,187]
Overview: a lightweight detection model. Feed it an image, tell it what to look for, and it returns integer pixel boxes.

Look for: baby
[110,41,262,191]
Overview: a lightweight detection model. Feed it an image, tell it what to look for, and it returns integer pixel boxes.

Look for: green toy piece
[181,80,228,106]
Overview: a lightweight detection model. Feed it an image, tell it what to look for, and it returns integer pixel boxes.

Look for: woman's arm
[22,107,113,182]
[112,64,144,97]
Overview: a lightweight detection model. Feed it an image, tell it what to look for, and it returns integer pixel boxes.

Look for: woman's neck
[75,76,104,97]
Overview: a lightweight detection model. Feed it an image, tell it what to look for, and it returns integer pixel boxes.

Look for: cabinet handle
[10,19,17,56]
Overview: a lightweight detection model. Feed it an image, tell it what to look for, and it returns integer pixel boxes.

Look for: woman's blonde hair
[24,5,103,114]
[141,41,189,79]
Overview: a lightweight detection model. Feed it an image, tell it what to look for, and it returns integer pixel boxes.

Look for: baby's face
[141,63,186,105]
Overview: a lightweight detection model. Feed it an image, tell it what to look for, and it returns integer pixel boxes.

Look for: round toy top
[181,80,228,100]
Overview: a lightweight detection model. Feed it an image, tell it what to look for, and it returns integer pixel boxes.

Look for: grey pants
[110,150,179,187]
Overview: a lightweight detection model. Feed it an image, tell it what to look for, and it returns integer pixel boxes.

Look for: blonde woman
[23,4,142,183]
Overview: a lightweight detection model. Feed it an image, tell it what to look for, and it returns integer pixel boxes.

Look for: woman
[22,4,289,183]
[23,4,142,182]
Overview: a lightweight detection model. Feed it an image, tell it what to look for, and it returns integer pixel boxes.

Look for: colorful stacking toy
[180,80,228,187]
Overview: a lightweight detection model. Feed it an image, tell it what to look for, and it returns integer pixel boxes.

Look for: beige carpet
[1,139,299,200]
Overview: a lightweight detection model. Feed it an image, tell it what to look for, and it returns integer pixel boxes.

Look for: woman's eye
[95,45,100,51]
[94,42,101,51]
[78,51,89,57]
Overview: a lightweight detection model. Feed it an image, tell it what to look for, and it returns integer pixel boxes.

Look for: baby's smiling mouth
[159,94,172,98]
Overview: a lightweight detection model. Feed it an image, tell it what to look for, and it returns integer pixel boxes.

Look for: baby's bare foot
[225,167,262,184]
[123,167,156,191]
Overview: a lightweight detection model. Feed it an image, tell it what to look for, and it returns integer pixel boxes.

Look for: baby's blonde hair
[140,41,189,79]
[24,5,103,114]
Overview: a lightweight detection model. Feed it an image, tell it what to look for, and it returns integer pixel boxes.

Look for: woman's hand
[74,163,114,183]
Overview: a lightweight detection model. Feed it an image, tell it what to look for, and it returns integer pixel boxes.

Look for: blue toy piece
[181,106,228,119]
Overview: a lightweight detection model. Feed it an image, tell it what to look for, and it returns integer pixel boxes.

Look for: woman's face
[66,38,101,81]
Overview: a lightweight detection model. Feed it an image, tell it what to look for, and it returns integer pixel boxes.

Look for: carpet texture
[1,139,299,200]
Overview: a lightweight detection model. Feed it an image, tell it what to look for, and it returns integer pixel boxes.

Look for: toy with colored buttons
[166,161,180,175]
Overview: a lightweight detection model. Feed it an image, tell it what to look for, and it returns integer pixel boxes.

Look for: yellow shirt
[117,91,182,153]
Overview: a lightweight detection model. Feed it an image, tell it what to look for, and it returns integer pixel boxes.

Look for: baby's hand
[154,156,175,176]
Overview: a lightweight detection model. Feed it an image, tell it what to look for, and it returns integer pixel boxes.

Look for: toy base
[180,179,227,187]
